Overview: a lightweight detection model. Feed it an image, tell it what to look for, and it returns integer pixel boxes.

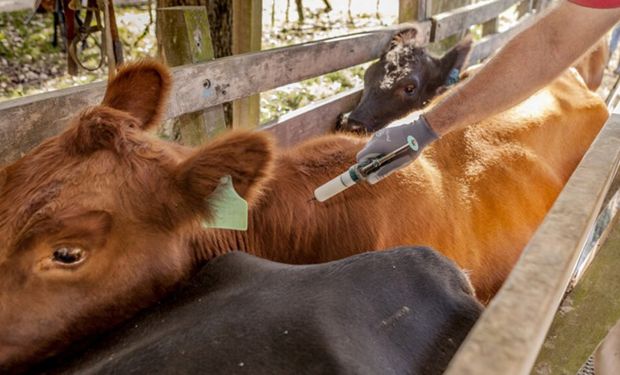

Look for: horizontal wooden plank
[445,114,620,375]
[0,83,107,164]
[432,0,522,41]
[468,14,533,63]
[0,22,431,166]
[260,87,363,147]
[168,22,430,113]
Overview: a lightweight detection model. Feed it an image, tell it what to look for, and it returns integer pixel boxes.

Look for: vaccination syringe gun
[313,139,417,202]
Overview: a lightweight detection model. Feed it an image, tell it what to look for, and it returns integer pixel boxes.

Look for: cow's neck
[191,227,258,263]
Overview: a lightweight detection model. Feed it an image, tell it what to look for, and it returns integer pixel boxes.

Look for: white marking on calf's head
[381,45,414,90]
[380,28,420,90]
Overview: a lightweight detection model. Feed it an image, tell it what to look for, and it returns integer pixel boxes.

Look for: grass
[0,5,156,99]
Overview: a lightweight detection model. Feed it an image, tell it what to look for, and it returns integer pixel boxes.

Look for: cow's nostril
[341,114,369,132]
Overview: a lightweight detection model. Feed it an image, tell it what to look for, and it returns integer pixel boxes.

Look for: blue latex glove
[356,115,439,184]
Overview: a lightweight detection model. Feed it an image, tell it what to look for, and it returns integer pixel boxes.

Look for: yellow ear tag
[203,175,248,231]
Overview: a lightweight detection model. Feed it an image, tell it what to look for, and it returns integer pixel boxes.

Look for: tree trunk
[206,0,233,59]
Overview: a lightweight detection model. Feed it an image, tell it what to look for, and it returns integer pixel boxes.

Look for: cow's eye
[404,85,416,95]
[52,247,85,265]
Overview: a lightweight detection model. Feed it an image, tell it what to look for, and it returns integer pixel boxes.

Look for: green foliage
[260,63,368,123]
[0,6,155,101]
[0,10,60,59]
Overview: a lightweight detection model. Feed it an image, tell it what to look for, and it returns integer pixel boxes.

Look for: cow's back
[250,69,607,302]
[34,247,482,375]
[422,68,608,299]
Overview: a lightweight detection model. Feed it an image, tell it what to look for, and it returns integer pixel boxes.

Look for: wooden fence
[1,1,618,373]
[0,0,536,165]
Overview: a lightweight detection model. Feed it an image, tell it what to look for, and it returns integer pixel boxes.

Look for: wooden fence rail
[2,7,542,166]
[0,23,430,165]
[0,0,539,165]
[534,186,620,374]
[431,0,521,41]
[260,87,363,147]
[468,13,532,63]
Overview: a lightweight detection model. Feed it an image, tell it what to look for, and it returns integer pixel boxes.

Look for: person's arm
[356,1,620,184]
[426,1,620,135]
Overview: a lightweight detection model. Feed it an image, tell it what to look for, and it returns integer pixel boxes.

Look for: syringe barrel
[313,168,358,202]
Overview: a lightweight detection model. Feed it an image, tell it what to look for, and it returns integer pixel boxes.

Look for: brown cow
[0,59,608,370]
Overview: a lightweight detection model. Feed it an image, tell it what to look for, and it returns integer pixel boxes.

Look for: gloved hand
[356,115,439,184]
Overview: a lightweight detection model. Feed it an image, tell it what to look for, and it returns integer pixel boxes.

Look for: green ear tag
[203,175,248,231]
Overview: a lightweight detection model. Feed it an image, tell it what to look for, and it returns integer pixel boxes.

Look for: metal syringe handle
[313,142,414,202]
[357,143,413,178]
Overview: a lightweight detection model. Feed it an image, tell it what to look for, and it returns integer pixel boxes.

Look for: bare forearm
[425,2,620,136]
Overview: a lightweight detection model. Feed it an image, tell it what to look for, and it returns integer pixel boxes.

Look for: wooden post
[232,0,262,129]
[157,6,227,146]
[482,10,499,37]
[517,0,533,17]
[481,19,498,36]
[399,0,428,22]
[533,0,549,12]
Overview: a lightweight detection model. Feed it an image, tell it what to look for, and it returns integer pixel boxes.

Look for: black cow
[34,247,482,375]
[337,29,472,133]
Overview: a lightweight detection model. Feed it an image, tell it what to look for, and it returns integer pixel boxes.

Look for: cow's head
[337,29,472,133]
[0,60,274,370]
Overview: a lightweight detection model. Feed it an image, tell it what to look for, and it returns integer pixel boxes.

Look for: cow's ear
[438,35,473,82]
[102,59,172,130]
[387,27,418,52]
[428,35,473,95]
[175,131,274,207]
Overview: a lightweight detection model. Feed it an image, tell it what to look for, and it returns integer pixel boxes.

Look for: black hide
[33,247,482,375]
